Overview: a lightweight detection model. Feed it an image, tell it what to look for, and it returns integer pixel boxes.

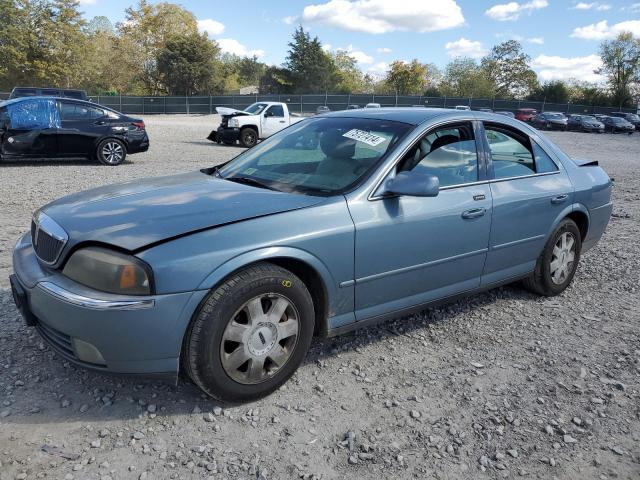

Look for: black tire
[183,262,315,401]
[523,219,582,296]
[96,138,126,165]
[240,128,258,148]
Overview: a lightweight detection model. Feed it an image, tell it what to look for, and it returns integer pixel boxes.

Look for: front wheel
[183,263,315,401]
[523,219,581,296]
[240,128,258,148]
[97,138,126,165]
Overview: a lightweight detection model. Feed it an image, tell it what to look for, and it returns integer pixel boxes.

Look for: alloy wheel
[220,294,299,384]
[550,232,576,285]
[102,142,124,164]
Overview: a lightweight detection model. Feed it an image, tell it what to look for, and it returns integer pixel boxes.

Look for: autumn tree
[481,40,538,98]
[598,31,640,108]
[440,57,496,98]
[385,60,429,95]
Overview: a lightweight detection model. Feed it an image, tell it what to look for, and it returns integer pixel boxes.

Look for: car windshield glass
[627,114,639,121]
[582,116,597,121]
[546,114,564,119]
[218,117,412,195]
[244,103,267,114]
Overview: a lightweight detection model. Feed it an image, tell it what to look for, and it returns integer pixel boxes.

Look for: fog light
[72,338,106,365]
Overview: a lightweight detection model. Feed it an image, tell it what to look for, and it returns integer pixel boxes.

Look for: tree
[157,33,220,95]
[527,80,570,103]
[598,32,640,108]
[439,58,496,98]
[259,66,293,94]
[481,40,538,98]
[117,0,198,94]
[284,26,337,93]
[86,15,113,34]
[333,51,366,93]
[385,60,429,95]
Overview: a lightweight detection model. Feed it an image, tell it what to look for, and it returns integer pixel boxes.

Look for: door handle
[551,194,569,204]
[461,207,486,219]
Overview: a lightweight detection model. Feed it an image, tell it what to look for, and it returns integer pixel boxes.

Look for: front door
[261,105,286,138]
[348,121,493,320]
[480,122,574,285]
[0,99,58,158]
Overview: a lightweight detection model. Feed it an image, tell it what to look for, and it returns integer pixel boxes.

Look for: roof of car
[321,107,463,125]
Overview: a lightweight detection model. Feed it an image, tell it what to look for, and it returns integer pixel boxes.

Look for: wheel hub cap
[220,294,300,384]
[550,232,576,285]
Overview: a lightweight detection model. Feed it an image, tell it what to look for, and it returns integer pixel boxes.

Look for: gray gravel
[1,116,639,479]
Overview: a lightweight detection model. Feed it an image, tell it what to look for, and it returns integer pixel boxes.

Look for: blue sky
[78,0,640,83]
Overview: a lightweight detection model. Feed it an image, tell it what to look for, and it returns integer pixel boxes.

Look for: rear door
[481,122,574,285]
[57,100,112,157]
[261,105,286,137]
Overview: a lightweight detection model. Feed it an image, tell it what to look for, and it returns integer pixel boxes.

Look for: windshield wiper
[225,176,280,191]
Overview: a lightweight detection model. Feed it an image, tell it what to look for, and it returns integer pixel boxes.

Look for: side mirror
[383,171,440,197]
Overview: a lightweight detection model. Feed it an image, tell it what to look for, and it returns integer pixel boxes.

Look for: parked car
[567,114,605,133]
[601,115,635,134]
[593,114,610,123]
[609,111,640,130]
[365,102,381,108]
[316,105,330,114]
[515,108,538,122]
[0,96,148,165]
[494,111,515,118]
[10,87,88,101]
[477,108,493,113]
[346,104,360,110]
[454,105,471,110]
[531,112,568,131]
[209,102,303,148]
[11,108,613,401]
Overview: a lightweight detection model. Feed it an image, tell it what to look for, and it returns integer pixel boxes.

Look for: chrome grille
[31,211,68,265]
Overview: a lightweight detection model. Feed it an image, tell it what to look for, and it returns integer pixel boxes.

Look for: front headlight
[229,118,239,128]
[62,247,153,295]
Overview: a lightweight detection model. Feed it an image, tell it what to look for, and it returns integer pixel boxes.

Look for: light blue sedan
[10,108,613,401]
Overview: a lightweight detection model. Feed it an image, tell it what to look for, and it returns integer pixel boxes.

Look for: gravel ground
[0,116,638,480]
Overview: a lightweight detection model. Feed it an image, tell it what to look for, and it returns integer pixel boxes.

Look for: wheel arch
[195,247,336,336]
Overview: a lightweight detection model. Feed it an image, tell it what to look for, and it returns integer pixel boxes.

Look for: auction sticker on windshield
[342,129,387,147]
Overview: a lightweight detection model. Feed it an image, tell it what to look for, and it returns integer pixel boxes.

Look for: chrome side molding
[38,281,155,310]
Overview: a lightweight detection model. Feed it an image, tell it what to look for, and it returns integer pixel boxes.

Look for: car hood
[40,171,326,252]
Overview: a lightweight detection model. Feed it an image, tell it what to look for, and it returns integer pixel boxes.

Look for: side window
[267,105,284,117]
[532,141,559,173]
[60,103,105,121]
[399,122,478,187]
[485,125,558,179]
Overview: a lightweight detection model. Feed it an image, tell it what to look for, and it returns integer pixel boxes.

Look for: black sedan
[567,114,605,133]
[609,111,640,130]
[601,116,635,134]
[0,97,149,165]
[530,112,568,131]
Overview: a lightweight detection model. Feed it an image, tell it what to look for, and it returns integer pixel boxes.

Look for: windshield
[582,116,597,122]
[218,117,412,195]
[627,114,639,121]
[244,103,268,115]
[546,113,565,119]
[611,117,626,123]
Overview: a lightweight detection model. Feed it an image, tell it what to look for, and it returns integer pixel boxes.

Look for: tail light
[132,121,145,130]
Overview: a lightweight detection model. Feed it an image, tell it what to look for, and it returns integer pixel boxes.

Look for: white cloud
[485,0,548,21]
[495,33,544,44]
[571,20,640,40]
[528,36,544,44]
[283,16,296,25]
[531,54,604,83]
[377,47,392,53]
[445,38,487,58]
[334,44,374,64]
[217,38,265,58]
[571,2,611,11]
[367,62,389,78]
[301,0,465,34]
[321,43,332,52]
[78,0,97,4]
[197,19,225,36]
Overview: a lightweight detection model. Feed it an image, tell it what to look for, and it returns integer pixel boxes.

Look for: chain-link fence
[2,91,637,115]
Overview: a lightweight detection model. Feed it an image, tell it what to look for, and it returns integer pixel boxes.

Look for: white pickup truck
[208,101,304,148]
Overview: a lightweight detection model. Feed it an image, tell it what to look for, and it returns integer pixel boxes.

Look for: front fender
[196,245,340,310]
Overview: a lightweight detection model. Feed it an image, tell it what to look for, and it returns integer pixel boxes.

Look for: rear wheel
[97,139,126,165]
[523,219,581,296]
[240,128,258,148]
[183,263,315,401]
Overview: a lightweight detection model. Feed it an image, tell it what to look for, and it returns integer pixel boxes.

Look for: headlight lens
[62,247,153,295]
[229,118,239,127]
